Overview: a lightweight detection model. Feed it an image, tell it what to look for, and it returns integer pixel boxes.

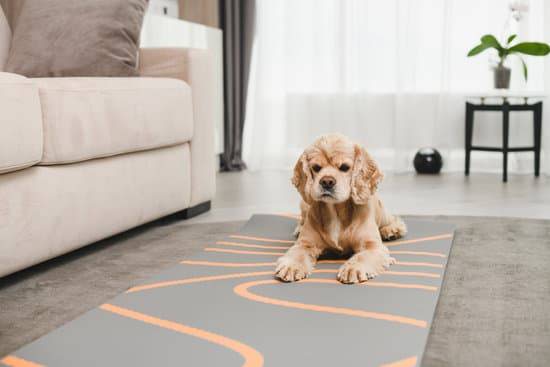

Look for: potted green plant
[467,34,550,89]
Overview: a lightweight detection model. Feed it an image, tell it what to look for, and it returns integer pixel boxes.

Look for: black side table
[465,99,543,182]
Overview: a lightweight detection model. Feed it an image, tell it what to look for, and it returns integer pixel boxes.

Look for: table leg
[502,104,509,183]
[534,102,542,177]
[465,103,474,176]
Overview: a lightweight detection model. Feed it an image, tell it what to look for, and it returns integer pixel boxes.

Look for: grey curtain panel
[219,0,255,171]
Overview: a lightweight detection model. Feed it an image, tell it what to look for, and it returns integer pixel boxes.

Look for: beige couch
[0,8,216,277]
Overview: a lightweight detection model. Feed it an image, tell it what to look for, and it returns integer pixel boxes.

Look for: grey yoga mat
[1,214,455,367]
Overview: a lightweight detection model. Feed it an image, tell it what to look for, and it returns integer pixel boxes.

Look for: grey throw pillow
[5,0,148,77]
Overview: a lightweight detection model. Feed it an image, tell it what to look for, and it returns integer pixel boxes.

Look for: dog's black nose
[320,176,336,190]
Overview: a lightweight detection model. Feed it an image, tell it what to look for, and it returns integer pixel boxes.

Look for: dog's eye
[312,164,322,173]
[339,164,350,172]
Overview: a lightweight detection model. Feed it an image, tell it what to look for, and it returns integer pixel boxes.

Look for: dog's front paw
[337,251,395,284]
[337,260,378,284]
[275,256,312,282]
[380,216,407,241]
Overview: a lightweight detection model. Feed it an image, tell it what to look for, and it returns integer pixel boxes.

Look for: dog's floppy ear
[351,145,383,204]
[292,151,313,204]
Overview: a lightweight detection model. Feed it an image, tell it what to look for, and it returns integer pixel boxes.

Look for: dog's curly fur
[275,133,407,284]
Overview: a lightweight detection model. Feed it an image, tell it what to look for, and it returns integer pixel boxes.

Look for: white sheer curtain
[243,0,548,174]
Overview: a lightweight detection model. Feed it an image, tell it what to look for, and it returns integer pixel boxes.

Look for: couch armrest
[139,48,216,206]
[0,72,43,174]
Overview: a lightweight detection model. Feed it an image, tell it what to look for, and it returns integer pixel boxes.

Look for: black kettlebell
[414,148,443,174]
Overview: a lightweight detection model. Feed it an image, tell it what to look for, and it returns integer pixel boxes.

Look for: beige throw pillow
[5,0,148,77]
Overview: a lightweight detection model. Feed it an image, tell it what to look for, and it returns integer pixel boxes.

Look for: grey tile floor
[188,171,550,224]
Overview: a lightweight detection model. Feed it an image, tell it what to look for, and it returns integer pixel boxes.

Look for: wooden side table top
[466,91,546,105]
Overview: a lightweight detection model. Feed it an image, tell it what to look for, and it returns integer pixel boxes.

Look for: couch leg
[156,201,211,225]
[180,201,211,219]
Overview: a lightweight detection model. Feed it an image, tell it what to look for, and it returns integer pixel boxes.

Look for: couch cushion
[0,72,43,174]
[0,144,192,278]
[33,77,194,165]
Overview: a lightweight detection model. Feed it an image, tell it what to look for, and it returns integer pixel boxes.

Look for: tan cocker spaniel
[275,134,407,284]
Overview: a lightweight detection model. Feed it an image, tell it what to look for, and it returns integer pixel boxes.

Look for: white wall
[147,0,179,18]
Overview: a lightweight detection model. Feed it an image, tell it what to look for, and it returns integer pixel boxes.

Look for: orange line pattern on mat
[316,260,444,268]
[202,249,444,269]
[384,270,440,278]
[315,267,441,279]
[205,247,285,256]
[217,241,289,250]
[228,233,452,247]
[298,277,437,292]
[126,271,273,293]
[385,234,453,247]
[0,356,43,367]
[181,260,277,267]
[228,234,294,244]
[128,269,439,293]
[216,242,445,258]
[100,304,264,367]
[233,280,427,328]
[181,261,441,278]
[380,356,418,367]
[319,260,444,269]
[389,250,445,258]
[396,261,443,269]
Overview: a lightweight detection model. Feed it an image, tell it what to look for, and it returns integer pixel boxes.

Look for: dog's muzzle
[319,176,336,198]
[320,176,336,190]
